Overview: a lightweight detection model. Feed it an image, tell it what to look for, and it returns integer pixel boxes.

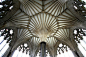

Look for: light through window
[12,43,30,57]
[74,29,86,57]
[0,29,13,57]
[56,43,75,57]
[0,0,14,18]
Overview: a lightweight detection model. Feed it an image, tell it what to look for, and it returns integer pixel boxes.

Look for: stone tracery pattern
[0,0,13,18]
[0,0,86,57]
[0,29,13,45]
[73,0,86,18]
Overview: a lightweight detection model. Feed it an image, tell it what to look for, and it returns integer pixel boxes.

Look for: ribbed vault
[0,0,86,57]
[10,0,78,49]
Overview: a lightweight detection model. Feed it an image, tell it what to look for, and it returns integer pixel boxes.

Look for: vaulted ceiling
[0,0,86,56]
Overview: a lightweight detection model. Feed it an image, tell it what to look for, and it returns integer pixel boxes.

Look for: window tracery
[73,0,86,18]
[0,0,86,57]
[74,29,86,57]
[56,43,74,57]
[12,43,30,57]
[0,0,14,18]
[36,50,51,57]
[0,28,13,57]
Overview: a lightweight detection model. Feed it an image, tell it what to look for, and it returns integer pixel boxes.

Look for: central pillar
[40,42,46,57]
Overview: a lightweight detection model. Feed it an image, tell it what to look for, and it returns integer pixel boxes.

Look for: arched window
[0,29,13,57]
[36,50,51,57]
[56,43,75,57]
[46,50,50,57]
[36,50,40,57]
[0,0,14,18]
[74,29,86,57]
[73,0,86,17]
[12,43,30,57]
